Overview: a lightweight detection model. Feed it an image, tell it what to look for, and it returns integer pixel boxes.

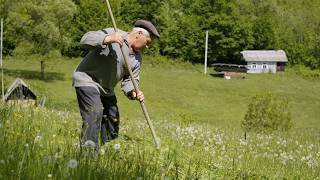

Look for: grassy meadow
[0,55,319,179]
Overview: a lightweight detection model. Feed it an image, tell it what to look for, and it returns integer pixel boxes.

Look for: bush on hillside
[242,93,292,132]
[293,65,320,80]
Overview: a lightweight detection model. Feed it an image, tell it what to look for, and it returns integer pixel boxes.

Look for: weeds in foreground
[0,104,319,179]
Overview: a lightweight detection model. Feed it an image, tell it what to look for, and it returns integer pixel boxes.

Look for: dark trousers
[75,86,120,147]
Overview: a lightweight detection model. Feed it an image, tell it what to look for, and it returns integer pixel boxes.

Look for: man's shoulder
[104,28,127,35]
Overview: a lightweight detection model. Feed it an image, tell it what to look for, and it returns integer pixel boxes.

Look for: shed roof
[4,78,37,101]
[240,50,288,62]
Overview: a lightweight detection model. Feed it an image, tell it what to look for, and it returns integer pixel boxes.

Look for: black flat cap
[134,20,160,38]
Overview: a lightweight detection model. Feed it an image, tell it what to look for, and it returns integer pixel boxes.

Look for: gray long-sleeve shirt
[72,28,142,97]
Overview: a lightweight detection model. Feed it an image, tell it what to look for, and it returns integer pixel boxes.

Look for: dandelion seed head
[83,140,96,149]
[114,143,121,150]
[67,159,78,169]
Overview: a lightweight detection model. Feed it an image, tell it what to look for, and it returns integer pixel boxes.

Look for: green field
[0,56,319,179]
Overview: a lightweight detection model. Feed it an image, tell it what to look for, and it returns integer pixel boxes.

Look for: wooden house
[240,50,288,73]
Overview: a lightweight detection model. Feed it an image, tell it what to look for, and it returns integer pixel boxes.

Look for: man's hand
[131,90,144,102]
[103,32,123,46]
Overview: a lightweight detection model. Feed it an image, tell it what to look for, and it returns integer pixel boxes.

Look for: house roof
[240,50,288,62]
[4,78,37,101]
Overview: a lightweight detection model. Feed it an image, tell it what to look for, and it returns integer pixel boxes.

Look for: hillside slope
[2,55,320,130]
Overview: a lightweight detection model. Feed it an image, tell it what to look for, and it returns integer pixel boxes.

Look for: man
[73,20,160,149]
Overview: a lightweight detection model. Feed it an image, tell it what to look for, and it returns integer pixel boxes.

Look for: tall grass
[0,103,319,179]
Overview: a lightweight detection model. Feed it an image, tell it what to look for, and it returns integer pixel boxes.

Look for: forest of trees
[0,0,320,69]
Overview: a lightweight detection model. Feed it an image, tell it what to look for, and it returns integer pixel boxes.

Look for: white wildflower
[48,174,52,178]
[54,153,59,160]
[114,143,121,150]
[288,154,294,160]
[100,149,105,155]
[239,139,247,146]
[221,145,226,152]
[212,163,223,169]
[34,135,42,143]
[83,140,96,149]
[238,154,243,159]
[67,159,78,169]
[306,159,317,168]
[176,127,181,136]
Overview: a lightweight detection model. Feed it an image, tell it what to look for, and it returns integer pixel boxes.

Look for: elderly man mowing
[73,20,160,150]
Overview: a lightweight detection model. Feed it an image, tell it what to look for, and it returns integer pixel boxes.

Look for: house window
[263,63,267,69]
[252,63,257,69]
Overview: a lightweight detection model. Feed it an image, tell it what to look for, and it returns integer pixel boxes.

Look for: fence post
[204,30,208,75]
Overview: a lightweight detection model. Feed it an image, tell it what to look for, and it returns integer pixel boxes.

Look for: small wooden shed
[240,50,288,73]
[3,78,37,105]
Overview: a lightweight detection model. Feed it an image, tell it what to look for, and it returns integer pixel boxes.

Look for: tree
[6,0,77,79]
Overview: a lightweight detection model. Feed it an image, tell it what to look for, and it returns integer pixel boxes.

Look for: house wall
[247,62,277,73]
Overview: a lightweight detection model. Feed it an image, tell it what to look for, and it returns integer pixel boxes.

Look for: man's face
[132,32,152,53]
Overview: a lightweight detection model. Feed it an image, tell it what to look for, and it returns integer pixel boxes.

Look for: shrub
[242,93,292,132]
[292,65,320,80]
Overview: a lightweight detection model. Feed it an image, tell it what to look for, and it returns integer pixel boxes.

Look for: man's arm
[80,29,123,50]
[121,62,141,100]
